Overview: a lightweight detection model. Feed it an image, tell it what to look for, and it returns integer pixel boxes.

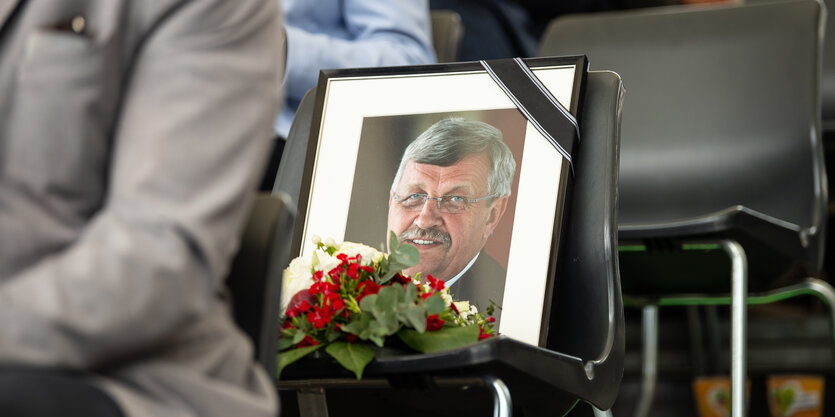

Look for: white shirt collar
[445,252,480,288]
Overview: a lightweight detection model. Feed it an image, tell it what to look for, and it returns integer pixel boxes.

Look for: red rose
[357,280,380,300]
[287,290,315,313]
[426,274,445,292]
[426,314,444,331]
[392,273,411,284]
[324,292,345,311]
[307,305,334,329]
[478,326,492,340]
[297,335,319,348]
[347,262,360,279]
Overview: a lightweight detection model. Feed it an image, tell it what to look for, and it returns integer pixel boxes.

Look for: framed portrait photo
[290,56,587,346]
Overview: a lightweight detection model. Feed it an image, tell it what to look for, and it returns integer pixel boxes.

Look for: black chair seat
[619,207,812,294]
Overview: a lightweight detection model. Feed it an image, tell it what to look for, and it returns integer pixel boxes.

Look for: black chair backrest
[822,0,835,130]
[539,0,828,271]
[226,192,295,377]
[430,10,464,63]
[548,70,625,408]
[273,93,315,205]
[276,71,626,410]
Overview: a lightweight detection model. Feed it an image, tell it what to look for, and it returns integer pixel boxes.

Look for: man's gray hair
[390,118,516,197]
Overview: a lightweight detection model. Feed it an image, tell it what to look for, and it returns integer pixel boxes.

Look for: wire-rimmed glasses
[392,192,496,213]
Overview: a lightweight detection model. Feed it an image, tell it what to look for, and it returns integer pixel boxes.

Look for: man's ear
[388,191,394,207]
[483,196,509,240]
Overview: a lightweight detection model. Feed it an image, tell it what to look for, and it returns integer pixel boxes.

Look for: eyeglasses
[392,192,495,213]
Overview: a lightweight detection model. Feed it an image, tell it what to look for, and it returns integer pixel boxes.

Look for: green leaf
[277,344,324,378]
[386,230,419,271]
[325,342,375,379]
[367,320,392,347]
[404,282,418,300]
[277,336,296,351]
[359,293,377,312]
[424,294,446,315]
[374,286,400,312]
[291,331,307,344]
[369,333,385,348]
[378,231,421,284]
[364,287,403,333]
[397,325,480,353]
[326,327,342,342]
[379,268,398,285]
[392,244,419,269]
[401,306,427,332]
[388,230,401,254]
[341,314,370,336]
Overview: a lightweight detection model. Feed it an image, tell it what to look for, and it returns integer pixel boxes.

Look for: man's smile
[410,238,441,246]
[399,226,452,249]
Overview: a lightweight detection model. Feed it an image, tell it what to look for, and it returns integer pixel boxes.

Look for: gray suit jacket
[0,1,283,416]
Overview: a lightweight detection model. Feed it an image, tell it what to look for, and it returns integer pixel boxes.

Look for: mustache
[398,227,452,249]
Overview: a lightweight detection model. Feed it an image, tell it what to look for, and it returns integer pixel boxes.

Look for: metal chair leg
[633,305,658,417]
[721,240,747,417]
[800,277,835,362]
[484,375,512,417]
[593,406,614,417]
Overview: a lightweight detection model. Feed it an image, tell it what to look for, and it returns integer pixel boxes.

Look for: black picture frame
[289,56,587,346]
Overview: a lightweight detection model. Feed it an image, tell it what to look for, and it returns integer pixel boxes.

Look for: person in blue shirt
[260,0,436,190]
[276,0,437,138]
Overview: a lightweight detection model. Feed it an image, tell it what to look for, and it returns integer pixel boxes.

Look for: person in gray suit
[387,118,516,320]
[0,1,283,416]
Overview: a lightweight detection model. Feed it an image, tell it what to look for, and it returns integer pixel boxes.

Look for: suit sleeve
[0,0,283,368]
[283,0,436,101]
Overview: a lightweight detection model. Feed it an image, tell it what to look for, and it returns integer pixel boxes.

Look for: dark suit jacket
[449,251,507,324]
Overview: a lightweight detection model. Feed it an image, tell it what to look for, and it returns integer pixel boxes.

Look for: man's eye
[400,194,426,205]
[447,196,465,203]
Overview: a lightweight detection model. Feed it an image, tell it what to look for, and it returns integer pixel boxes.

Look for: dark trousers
[0,367,123,417]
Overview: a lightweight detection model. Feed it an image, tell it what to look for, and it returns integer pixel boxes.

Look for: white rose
[440,289,453,306]
[281,255,314,312]
[337,241,382,266]
[314,248,342,272]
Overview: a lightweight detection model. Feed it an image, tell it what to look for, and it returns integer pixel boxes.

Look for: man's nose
[414,199,443,229]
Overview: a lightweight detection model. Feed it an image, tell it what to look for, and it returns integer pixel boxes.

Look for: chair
[539,1,833,416]
[226,192,296,380]
[273,70,625,417]
[430,10,464,63]
[822,0,835,132]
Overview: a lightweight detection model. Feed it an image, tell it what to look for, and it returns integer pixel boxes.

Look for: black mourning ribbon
[480,58,580,173]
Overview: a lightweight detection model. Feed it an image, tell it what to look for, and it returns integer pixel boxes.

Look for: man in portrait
[387,117,516,320]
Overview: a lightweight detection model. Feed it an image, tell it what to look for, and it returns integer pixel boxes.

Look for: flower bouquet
[278,232,496,379]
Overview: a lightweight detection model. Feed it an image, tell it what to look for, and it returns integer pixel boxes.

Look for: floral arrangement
[278,232,496,379]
